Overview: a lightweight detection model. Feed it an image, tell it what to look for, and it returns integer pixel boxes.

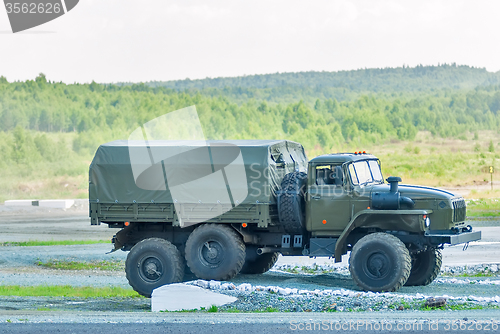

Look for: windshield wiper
[359,180,373,187]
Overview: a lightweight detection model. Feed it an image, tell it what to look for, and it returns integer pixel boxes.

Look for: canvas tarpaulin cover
[89,140,308,206]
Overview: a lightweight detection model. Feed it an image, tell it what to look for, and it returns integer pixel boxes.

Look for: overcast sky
[1,0,499,83]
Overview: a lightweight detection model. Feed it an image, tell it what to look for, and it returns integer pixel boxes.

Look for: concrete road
[0,322,498,334]
[0,311,498,333]
[0,205,115,242]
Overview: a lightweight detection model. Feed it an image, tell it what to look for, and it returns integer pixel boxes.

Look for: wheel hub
[201,240,224,265]
[366,253,389,278]
[140,257,163,282]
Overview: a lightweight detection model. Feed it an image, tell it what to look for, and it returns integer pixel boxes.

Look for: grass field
[36,259,124,271]
[466,198,500,217]
[0,285,141,298]
[374,131,500,190]
[0,240,108,247]
[0,131,499,202]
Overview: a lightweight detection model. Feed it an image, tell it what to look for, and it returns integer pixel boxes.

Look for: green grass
[367,131,500,193]
[449,272,497,278]
[466,198,500,218]
[1,240,109,247]
[0,285,142,298]
[1,131,500,203]
[36,259,123,271]
[419,303,499,311]
[223,307,242,313]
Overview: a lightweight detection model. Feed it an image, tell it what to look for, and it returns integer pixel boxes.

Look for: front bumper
[425,230,481,245]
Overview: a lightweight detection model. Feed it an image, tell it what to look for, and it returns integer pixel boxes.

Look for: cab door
[306,164,351,235]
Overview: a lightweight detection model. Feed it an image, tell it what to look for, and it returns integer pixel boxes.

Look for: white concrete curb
[151,283,237,312]
[4,200,36,206]
[38,200,75,209]
[4,199,75,209]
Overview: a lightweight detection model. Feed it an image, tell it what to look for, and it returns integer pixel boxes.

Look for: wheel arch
[334,209,432,262]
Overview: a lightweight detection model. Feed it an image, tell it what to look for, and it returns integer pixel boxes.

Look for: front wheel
[349,233,411,292]
[405,249,442,286]
[125,238,184,298]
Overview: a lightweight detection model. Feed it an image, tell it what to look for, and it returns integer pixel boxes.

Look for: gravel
[0,296,149,312]
[183,275,500,313]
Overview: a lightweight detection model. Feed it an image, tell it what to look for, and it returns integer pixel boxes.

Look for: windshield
[348,160,383,185]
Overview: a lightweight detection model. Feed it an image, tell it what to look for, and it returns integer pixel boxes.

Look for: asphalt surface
[0,322,498,334]
[0,311,499,333]
[0,202,115,242]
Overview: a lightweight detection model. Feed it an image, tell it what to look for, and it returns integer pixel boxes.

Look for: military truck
[89,140,480,297]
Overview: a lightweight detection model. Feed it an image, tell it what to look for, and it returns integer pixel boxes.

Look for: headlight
[425,217,431,228]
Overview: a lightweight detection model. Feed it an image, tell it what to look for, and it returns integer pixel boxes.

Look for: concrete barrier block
[151,283,237,312]
[38,200,75,209]
[4,200,36,207]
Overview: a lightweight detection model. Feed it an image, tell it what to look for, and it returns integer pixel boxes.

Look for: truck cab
[307,153,382,235]
[295,152,480,291]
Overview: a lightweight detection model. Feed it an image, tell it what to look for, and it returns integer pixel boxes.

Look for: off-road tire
[176,243,198,282]
[349,233,411,292]
[278,172,307,234]
[405,249,442,286]
[240,252,279,274]
[185,224,245,281]
[125,238,184,298]
[183,262,198,281]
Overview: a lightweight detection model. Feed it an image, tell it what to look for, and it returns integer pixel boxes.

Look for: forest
[0,65,499,201]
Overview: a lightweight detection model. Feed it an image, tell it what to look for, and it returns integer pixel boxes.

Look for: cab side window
[315,165,343,186]
[315,166,329,185]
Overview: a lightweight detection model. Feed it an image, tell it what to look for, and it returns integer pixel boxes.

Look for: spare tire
[278,172,307,234]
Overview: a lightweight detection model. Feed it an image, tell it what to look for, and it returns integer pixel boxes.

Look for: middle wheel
[185,224,246,281]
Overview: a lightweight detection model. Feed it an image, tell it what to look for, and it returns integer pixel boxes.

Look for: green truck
[89,140,480,297]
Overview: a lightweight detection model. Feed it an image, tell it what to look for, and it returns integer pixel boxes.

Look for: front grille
[452,198,467,222]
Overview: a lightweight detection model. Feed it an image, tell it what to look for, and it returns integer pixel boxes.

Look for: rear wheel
[125,238,184,298]
[405,249,442,286]
[349,233,411,292]
[185,224,245,281]
[240,251,279,274]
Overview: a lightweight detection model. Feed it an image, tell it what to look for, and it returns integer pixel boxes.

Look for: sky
[1,0,500,84]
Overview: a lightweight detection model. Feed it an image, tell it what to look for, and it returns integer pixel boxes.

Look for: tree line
[0,68,499,166]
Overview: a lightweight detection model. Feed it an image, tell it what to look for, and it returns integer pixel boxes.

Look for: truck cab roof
[309,153,378,165]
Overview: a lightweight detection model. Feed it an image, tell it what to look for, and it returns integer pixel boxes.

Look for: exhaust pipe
[257,247,280,255]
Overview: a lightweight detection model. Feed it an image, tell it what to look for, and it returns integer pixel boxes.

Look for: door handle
[311,196,321,200]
